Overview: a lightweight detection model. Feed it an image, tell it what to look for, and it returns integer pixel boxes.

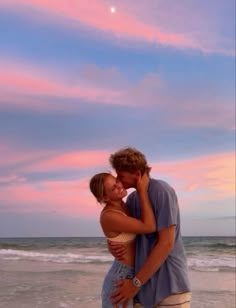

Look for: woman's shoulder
[100,208,127,218]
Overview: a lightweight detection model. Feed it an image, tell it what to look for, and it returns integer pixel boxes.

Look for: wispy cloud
[27,150,111,172]
[0,179,101,217]
[1,59,234,131]
[0,0,234,55]
[0,140,234,216]
[0,175,26,185]
[0,60,122,111]
[0,139,111,173]
[118,0,235,56]
[152,152,235,197]
[0,59,165,111]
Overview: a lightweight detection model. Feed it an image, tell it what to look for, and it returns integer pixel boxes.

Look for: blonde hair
[89,172,111,203]
[109,147,151,175]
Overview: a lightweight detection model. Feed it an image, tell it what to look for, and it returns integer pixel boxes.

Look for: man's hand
[110,279,139,308]
[107,240,127,261]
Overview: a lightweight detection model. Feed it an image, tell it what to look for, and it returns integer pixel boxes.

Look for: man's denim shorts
[101,259,134,308]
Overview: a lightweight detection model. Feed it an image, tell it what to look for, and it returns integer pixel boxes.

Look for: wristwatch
[132,276,142,288]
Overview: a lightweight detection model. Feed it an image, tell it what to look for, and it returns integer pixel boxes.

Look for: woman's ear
[101,195,109,203]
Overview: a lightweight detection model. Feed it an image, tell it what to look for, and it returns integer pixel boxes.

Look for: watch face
[133,277,142,288]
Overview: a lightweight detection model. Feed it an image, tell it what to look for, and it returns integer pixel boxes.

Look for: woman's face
[103,175,127,202]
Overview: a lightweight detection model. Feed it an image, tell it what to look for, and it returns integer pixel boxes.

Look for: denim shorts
[102,259,134,308]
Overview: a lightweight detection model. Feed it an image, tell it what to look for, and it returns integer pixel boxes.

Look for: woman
[89,171,156,307]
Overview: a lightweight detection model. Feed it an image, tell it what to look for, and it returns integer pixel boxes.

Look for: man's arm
[135,225,175,284]
[107,240,127,261]
[111,225,175,307]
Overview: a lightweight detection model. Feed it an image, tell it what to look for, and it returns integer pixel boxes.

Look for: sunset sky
[0,0,235,237]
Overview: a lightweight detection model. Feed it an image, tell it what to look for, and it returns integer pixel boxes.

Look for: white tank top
[100,209,136,243]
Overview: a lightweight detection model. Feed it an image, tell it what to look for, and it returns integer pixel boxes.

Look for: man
[108,147,191,307]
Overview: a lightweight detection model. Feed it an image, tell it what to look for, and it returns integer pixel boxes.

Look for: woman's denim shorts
[102,259,134,308]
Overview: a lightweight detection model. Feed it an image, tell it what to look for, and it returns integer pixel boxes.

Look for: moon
[110,6,116,14]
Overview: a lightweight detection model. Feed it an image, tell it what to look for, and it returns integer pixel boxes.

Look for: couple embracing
[90,147,191,308]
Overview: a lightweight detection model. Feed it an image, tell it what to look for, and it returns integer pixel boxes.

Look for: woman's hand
[136,172,149,194]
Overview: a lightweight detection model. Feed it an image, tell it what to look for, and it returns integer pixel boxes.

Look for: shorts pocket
[116,269,126,280]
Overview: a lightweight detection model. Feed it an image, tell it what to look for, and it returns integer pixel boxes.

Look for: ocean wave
[1,248,235,273]
[0,237,107,251]
[183,237,236,251]
[188,256,235,272]
[0,249,113,264]
[1,237,234,253]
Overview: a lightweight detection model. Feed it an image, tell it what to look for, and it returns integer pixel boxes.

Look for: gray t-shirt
[126,178,191,306]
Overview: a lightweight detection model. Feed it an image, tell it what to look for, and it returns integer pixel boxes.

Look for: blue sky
[0,0,235,237]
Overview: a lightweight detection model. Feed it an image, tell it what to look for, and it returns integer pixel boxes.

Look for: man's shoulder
[126,179,176,204]
[149,178,175,193]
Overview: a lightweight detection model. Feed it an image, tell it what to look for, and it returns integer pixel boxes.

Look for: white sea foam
[0,249,113,263]
[0,236,235,273]
[1,248,235,272]
[188,256,235,271]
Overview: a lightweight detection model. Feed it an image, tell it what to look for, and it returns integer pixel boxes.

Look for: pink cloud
[1,0,232,55]
[1,55,233,131]
[0,139,111,173]
[1,59,233,131]
[0,60,122,111]
[0,143,105,217]
[119,0,235,56]
[28,150,111,172]
[0,139,50,169]
[0,60,166,113]
[1,139,234,198]
[151,152,235,198]
[0,138,234,217]
[170,95,235,130]
[0,179,101,217]
[0,175,26,185]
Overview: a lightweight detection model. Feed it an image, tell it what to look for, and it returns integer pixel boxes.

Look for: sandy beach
[0,260,235,308]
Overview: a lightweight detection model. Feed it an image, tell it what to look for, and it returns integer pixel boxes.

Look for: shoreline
[0,259,235,308]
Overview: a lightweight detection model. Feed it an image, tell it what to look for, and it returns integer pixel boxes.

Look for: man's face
[115,170,137,189]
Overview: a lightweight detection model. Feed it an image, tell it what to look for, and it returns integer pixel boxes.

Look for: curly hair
[109,147,151,175]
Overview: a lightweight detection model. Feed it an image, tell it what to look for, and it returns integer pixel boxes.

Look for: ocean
[0,236,235,308]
